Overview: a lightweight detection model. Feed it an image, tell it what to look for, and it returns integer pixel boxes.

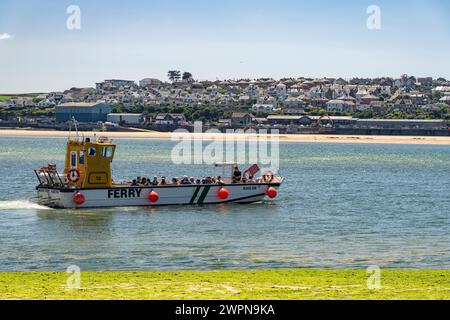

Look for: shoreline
[1,269,448,299]
[1,129,450,145]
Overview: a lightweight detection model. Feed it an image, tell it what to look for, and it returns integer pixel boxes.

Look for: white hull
[36,183,281,209]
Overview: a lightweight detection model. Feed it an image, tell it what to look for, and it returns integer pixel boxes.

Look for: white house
[245,84,259,98]
[326,99,356,113]
[284,96,307,109]
[252,104,275,112]
[276,83,287,99]
[256,96,277,108]
[139,78,162,87]
[154,113,187,125]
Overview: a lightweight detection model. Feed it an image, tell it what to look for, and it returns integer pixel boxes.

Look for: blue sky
[0,0,449,93]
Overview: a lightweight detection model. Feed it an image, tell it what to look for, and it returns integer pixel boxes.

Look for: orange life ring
[67,169,80,183]
[262,171,274,183]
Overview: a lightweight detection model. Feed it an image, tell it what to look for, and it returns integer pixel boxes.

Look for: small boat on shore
[34,130,284,209]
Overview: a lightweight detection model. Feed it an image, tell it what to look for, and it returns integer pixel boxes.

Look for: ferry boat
[34,130,284,209]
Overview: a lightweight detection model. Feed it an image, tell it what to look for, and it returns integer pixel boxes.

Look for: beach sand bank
[1,129,450,145]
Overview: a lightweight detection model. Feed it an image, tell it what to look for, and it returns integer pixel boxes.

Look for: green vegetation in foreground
[0,95,14,102]
[1,269,449,300]
[0,93,41,101]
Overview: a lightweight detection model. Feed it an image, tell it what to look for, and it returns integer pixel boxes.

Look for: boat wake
[0,200,51,210]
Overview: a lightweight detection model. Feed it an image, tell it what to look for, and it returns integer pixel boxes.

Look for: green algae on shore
[1,269,449,300]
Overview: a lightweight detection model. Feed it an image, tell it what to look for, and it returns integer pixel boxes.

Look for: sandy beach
[1,128,450,145]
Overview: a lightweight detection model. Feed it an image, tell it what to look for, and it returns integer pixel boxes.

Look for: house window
[102,146,114,158]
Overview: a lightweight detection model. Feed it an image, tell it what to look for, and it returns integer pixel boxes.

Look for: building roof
[326,99,345,104]
[155,113,185,120]
[267,115,302,120]
[356,119,444,123]
[58,102,107,107]
[231,112,254,118]
[308,116,355,120]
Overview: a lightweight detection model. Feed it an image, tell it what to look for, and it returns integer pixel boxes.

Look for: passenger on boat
[202,176,214,184]
[131,179,138,186]
[232,166,242,183]
[151,176,158,185]
[247,175,255,183]
[159,177,167,185]
[172,177,179,185]
[189,177,195,184]
[216,176,224,185]
[180,176,190,185]
[141,177,148,186]
[195,179,201,185]
[137,176,142,185]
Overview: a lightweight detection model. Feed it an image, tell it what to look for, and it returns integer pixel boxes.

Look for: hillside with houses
[1,73,449,135]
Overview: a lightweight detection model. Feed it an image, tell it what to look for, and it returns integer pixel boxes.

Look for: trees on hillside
[182,72,193,80]
[168,70,193,82]
[167,70,181,83]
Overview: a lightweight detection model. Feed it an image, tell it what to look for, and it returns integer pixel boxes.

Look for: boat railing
[34,165,67,187]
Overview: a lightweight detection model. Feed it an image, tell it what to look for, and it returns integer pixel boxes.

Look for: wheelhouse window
[102,146,114,158]
[79,151,85,164]
[88,147,96,157]
[70,151,77,168]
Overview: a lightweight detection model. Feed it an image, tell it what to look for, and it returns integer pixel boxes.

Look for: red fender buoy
[73,192,85,205]
[148,190,159,203]
[266,187,277,199]
[217,187,229,200]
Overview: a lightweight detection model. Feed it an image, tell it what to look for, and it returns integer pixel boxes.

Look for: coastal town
[1,73,449,135]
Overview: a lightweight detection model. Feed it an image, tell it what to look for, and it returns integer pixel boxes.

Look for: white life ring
[67,169,80,183]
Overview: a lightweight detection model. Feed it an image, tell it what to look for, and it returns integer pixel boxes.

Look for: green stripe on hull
[189,186,201,204]
[197,186,211,204]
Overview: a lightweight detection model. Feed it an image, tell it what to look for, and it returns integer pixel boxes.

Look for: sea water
[0,136,449,271]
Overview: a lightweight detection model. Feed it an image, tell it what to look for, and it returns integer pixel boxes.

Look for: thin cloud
[0,33,13,40]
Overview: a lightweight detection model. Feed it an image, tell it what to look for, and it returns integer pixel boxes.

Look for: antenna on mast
[68,117,80,142]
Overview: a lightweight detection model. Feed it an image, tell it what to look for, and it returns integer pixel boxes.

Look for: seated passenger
[159,177,167,185]
[216,176,224,185]
[196,179,201,185]
[172,177,179,185]
[202,177,212,184]
[180,176,190,184]
[247,175,255,183]
[131,179,138,186]
[189,177,195,184]
[151,176,159,185]
[141,177,148,186]
[232,166,242,183]
[136,176,142,185]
